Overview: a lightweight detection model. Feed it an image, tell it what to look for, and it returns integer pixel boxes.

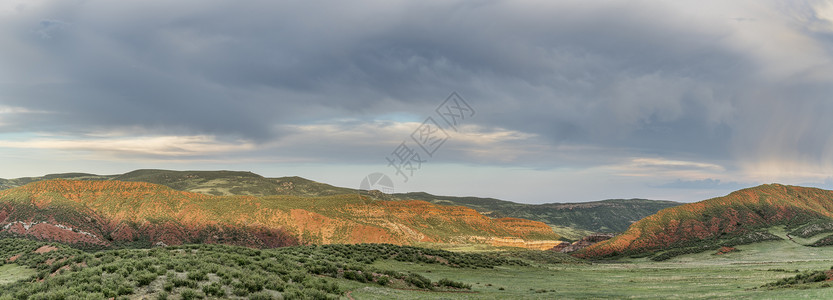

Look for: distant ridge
[115,169,359,197]
[400,192,681,236]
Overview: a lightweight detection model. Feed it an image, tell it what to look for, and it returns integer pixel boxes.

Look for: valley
[356,239,833,299]
[3,230,833,299]
[4,2,828,298]
[3,170,833,298]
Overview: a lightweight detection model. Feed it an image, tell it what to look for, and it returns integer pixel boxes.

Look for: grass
[348,238,833,299]
[549,225,597,241]
[0,265,35,285]
[412,242,521,252]
[0,239,518,299]
[5,236,833,298]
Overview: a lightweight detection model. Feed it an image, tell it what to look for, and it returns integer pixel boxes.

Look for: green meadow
[0,265,36,286]
[351,238,833,299]
[4,234,833,299]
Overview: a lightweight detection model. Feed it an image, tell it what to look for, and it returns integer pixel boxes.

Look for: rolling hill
[0,179,563,250]
[0,173,113,190]
[0,170,680,238]
[113,169,359,197]
[575,184,833,259]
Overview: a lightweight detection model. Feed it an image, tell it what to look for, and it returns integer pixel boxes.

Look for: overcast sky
[2,0,833,203]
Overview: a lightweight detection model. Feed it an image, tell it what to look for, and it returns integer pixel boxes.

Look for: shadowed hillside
[0,180,562,250]
[400,192,681,234]
[575,184,833,259]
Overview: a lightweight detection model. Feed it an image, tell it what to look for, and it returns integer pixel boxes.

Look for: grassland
[352,238,833,299]
[549,225,597,240]
[4,234,833,299]
[0,265,35,286]
[0,238,519,299]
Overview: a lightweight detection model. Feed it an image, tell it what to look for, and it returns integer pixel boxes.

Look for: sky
[2,0,833,203]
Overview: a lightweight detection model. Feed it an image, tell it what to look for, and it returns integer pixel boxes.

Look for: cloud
[35,19,70,39]
[0,106,49,129]
[0,106,43,115]
[0,134,254,158]
[0,120,551,166]
[260,120,557,166]
[610,157,728,180]
[0,0,751,144]
[2,0,833,201]
[627,158,725,171]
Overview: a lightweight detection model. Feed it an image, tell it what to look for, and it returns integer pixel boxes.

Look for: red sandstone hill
[0,180,562,249]
[574,184,833,258]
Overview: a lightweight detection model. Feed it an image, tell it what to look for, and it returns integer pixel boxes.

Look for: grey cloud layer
[2,0,833,180]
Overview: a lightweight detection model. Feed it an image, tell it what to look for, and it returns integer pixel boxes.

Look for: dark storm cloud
[2,0,833,177]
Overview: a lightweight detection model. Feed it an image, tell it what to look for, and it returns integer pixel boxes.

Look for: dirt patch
[7,254,21,262]
[714,246,738,255]
[50,265,71,277]
[44,257,67,266]
[34,245,59,254]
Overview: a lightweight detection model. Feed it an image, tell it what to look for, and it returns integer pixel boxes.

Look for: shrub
[202,282,225,297]
[242,276,265,292]
[135,271,157,286]
[156,292,168,300]
[187,270,208,281]
[377,276,390,286]
[232,285,249,297]
[171,278,198,289]
[180,289,203,300]
[405,273,432,289]
[248,291,274,300]
[438,278,471,289]
[116,285,133,296]
[343,270,363,282]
